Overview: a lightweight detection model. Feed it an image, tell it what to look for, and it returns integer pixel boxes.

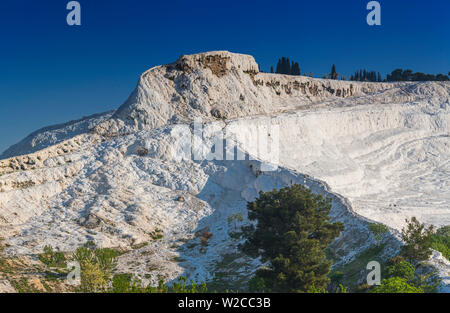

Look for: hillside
[0,51,449,292]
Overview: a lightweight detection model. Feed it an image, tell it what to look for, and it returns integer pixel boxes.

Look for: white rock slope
[0,51,449,290]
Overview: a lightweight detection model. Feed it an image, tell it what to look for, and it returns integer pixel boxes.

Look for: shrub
[80,261,108,292]
[145,279,169,293]
[386,261,415,282]
[39,245,66,268]
[94,248,119,275]
[431,226,450,260]
[368,223,389,245]
[248,276,267,293]
[329,271,344,283]
[401,217,434,262]
[371,277,423,293]
[111,273,144,293]
[72,242,119,292]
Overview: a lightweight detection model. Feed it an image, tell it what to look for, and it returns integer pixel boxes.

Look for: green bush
[39,245,66,268]
[371,277,423,293]
[431,226,450,260]
[80,261,108,292]
[248,276,267,293]
[111,273,145,293]
[368,223,389,245]
[72,243,119,292]
[386,261,415,282]
[170,276,208,293]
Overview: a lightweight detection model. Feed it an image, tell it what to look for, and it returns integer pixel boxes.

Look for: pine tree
[401,217,434,262]
[241,185,344,293]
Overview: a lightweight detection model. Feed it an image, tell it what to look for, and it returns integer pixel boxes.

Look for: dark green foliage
[431,226,450,260]
[111,273,144,293]
[349,69,381,82]
[386,261,415,282]
[387,69,449,81]
[400,217,434,262]
[375,256,439,293]
[72,243,119,273]
[241,184,344,293]
[274,57,301,76]
[291,62,301,75]
[248,275,267,293]
[328,271,344,283]
[368,223,389,246]
[110,274,208,293]
[170,276,208,293]
[94,248,119,275]
[350,69,383,82]
[39,245,66,268]
[329,64,338,79]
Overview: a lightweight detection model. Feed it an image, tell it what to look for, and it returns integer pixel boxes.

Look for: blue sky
[1,0,449,153]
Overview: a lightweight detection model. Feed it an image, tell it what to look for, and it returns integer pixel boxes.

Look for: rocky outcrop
[5,51,449,158]
[93,51,414,137]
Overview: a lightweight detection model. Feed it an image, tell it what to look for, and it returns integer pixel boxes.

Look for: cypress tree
[275,59,281,74]
[286,58,291,75]
[330,64,338,79]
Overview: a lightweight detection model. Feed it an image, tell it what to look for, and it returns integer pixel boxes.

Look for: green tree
[368,223,388,246]
[401,217,434,262]
[371,277,423,293]
[241,184,344,293]
[292,62,301,75]
[329,64,338,80]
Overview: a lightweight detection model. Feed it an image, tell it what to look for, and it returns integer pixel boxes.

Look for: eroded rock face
[0,280,16,293]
